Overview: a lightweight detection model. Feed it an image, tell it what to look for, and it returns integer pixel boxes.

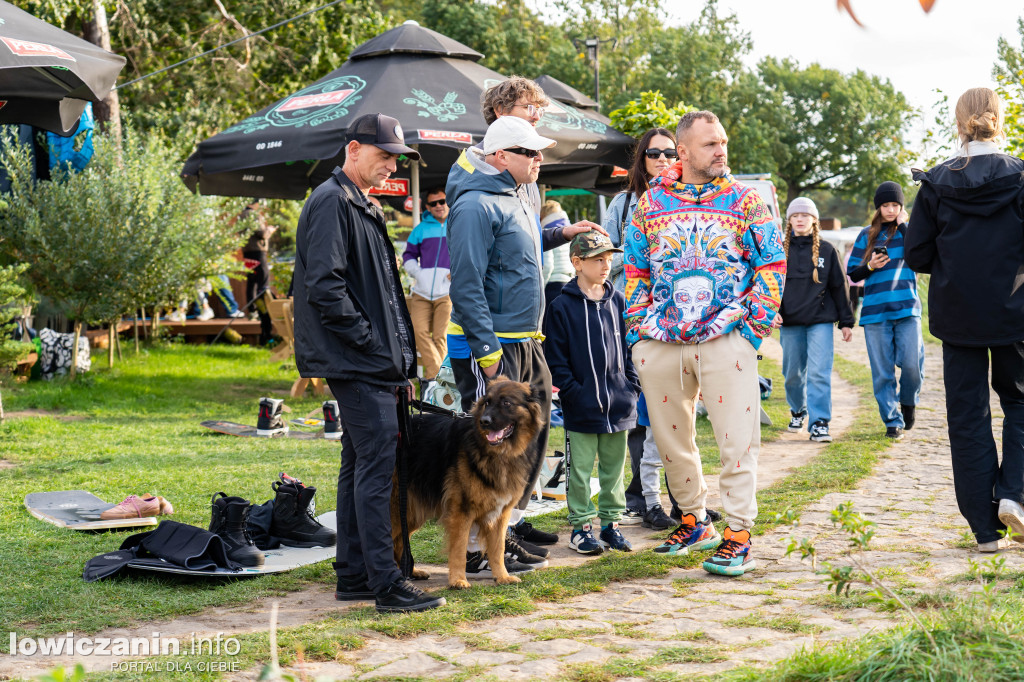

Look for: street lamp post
[572,36,616,224]
[572,36,616,110]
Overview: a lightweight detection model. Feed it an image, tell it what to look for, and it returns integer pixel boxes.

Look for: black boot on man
[209,492,265,567]
[270,477,337,548]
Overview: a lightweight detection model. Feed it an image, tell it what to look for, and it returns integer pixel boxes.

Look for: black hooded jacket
[544,278,640,434]
[905,150,1024,346]
[293,167,416,384]
[779,236,855,328]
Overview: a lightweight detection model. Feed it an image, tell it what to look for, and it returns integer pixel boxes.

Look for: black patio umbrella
[534,74,598,111]
[0,1,125,135]
[181,22,633,204]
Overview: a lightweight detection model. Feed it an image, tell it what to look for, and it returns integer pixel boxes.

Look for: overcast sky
[668,1,1024,149]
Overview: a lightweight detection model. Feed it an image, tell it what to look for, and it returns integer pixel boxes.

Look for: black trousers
[326,378,403,593]
[943,342,1024,543]
[623,424,679,513]
[243,249,272,344]
[451,338,551,510]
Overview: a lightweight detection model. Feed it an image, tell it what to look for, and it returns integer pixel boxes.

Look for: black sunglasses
[644,147,678,159]
[503,147,541,158]
[426,199,446,207]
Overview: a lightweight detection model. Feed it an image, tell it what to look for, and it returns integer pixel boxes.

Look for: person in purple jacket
[402,187,452,384]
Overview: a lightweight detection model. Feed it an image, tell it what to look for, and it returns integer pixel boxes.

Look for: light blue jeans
[780,323,835,429]
[863,317,925,428]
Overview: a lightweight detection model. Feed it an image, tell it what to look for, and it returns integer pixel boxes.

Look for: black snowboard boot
[209,492,265,567]
[269,479,337,548]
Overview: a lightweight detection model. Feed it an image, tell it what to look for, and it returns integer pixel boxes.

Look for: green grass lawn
[1,344,340,637]
[0,341,858,651]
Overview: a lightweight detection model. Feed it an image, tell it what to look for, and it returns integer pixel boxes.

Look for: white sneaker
[228,310,246,318]
[998,499,1024,543]
[167,309,185,322]
[978,537,1012,553]
[197,305,215,321]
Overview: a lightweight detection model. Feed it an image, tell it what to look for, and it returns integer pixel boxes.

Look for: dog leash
[396,390,415,579]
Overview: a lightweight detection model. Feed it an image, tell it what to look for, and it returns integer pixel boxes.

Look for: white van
[733,173,781,223]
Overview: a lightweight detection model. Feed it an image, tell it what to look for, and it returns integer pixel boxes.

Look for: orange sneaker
[100,493,174,520]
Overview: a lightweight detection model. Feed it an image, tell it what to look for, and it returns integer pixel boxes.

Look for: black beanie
[874,181,904,208]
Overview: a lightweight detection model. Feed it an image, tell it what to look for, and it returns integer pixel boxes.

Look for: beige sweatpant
[407,293,452,380]
[632,330,761,530]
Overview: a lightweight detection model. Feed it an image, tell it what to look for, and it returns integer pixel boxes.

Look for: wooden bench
[265,296,328,398]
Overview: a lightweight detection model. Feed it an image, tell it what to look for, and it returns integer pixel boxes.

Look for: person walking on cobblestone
[905,87,1024,553]
[847,181,924,441]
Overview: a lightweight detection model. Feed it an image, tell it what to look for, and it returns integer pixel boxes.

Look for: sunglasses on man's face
[644,148,678,159]
[426,199,446,207]
[503,147,541,158]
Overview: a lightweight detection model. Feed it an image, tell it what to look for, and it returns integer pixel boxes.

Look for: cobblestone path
[7,330,1019,681]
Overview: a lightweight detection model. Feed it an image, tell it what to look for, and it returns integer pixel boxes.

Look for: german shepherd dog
[391,377,545,589]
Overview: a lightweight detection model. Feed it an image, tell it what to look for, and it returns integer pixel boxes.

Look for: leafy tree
[747,57,914,204]
[22,0,393,154]
[0,131,244,376]
[0,263,31,420]
[995,17,1024,156]
[608,90,694,138]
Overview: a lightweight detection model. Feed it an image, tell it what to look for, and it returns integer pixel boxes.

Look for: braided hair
[783,216,821,283]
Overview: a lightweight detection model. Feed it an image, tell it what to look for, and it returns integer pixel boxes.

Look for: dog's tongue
[486,429,504,444]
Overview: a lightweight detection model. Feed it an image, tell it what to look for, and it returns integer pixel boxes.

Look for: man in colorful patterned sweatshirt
[624,110,786,577]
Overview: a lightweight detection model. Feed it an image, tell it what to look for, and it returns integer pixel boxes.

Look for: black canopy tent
[181,22,633,213]
[0,0,125,135]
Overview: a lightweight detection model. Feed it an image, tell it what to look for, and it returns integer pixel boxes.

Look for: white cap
[478,116,556,156]
[786,196,818,220]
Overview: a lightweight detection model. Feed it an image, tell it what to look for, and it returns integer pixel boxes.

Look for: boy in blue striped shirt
[847,181,925,440]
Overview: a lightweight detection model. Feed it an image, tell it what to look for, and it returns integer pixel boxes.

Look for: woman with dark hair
[601,126,678,530]
[603,127,676,293]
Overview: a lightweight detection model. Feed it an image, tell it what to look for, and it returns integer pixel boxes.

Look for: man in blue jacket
[446,115,600,574]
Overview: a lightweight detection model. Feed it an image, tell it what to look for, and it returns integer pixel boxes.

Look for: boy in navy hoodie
[545,231,641,554]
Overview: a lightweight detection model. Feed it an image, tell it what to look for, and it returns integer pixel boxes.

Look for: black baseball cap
[348,113,420,160]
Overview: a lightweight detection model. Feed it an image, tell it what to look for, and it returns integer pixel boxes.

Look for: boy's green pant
[565,430,628,528]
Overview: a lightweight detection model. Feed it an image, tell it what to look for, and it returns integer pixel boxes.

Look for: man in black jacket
[293,113,445,613]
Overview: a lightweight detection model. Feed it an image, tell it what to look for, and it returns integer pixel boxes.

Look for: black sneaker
[335,572,374,601]
[322,400,342,441]
[505,528,549,567]
[670,506,682,523]
[510,527,549,558]
[787,411,806,433]
[886,426,904,440]
[809,420,832,443]
[620,507,645,526]
[642,503,674,530]
[465,550,535,578]
[514,520,558,545]
[374,578,446,613]
[901,404,916,430]
[256,397,288,437]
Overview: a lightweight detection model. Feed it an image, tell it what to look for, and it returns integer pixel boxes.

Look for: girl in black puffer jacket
[778,197,855,444]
